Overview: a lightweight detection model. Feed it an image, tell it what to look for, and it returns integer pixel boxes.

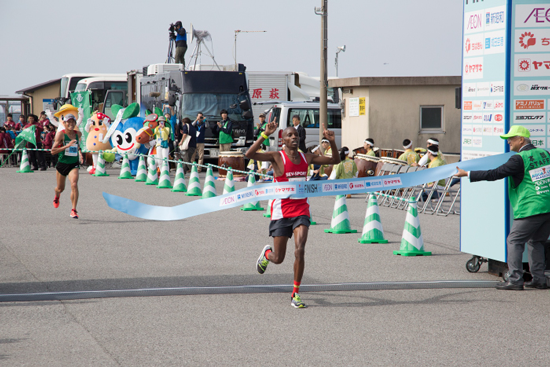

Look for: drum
[374,161,385,176]
[352,146,367,156]
[393,149,405,159]
[379,148,393,158]
[218,151,245,177]
[355,154,380,177]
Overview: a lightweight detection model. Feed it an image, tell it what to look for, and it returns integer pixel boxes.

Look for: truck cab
[74,75,127,112]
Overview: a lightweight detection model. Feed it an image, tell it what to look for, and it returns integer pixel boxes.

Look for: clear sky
[0,0,463,96]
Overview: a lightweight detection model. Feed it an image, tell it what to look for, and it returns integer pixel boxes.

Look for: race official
[456,125,550,290]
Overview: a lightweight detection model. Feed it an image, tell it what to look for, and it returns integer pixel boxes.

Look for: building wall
[368,85,461,153]
[27,83,60,115]
[341,86,370,150]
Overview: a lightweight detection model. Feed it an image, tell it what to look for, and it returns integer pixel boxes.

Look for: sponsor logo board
[464,83,477,97]
[485,6,506,31]
[462,136,473,147]
[524,125,547,136]
[515,29,550,52]
[473,137,483,148]
[473,125,483,135]
[483,113,493,123]
[513,111,546,122]
[516,5,550,28]
[464,33,484,56]
[476,82,491,96]
[494,99,505,110]
[462,113,473,123]
[515,99,545,110]
[463,124,473,135]
[514,80,550,95]
[482,125,493,135]
[464,57,484,79]
[464,100,473,110]
[515,54,550,77]
[482,100,494,110]
[491,81,505,96]
[465,10,484,34]
[484,30,505,55]
[493,125,505,136]
[473,100,483,110]
[473,113,484,123]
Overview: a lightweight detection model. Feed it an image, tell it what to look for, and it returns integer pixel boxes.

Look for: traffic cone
[156,159,172,189]
[134,155,147,182]
[309,209,317,225]
[16,149,33,173]
[394,197,431,256]
[263,199,273,218]
[186,164,202,196]
[241,173,263,211]
[145,155,158,185]
[223,169,235,194]
[118,154,134,179]
[202,165,217,199]
[171,161,187,192]
[358,194,388,244]
[324,195,357,234]
[93,152,109,177]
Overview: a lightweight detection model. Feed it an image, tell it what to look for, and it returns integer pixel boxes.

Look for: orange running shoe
[53,196,60,209]
[70,209,79,219]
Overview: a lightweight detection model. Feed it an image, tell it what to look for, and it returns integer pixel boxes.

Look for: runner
[51,113,82,219]
[246,121,340,308]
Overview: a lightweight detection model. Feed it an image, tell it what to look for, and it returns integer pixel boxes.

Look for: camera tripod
[166,36,175,64]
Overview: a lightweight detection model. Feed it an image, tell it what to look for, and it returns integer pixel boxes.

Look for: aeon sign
[517,5,550,27]
[465,11,484,34]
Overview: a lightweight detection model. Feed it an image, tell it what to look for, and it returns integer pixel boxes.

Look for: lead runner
[246,120,340,308]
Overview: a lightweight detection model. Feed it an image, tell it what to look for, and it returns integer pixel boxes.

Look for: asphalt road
[1,167,549,366]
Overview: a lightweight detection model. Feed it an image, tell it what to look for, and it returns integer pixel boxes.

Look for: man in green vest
[456,125,550,290]
[216,109,233,152]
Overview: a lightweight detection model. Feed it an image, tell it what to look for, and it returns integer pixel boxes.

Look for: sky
[0,0,463,96]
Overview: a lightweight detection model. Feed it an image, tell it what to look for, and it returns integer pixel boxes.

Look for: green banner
[15,125,36,148]
[70,91,92,148]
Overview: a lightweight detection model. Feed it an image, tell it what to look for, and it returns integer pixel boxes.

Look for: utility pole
[314,0,328,145]
[234,30,266,70]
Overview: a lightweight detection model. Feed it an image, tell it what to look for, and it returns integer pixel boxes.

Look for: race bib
[66,145,78,157]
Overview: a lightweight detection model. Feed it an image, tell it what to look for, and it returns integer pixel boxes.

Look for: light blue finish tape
[103,153,514,221]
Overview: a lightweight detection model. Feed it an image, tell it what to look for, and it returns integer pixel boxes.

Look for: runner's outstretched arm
[245,120,278,163]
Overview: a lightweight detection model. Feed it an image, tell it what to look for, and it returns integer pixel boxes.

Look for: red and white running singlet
[271,150,310,220]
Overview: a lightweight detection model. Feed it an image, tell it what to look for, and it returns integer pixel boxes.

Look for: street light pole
[314,0,328,145]
[234,30,267,70]
[335,45,346,77]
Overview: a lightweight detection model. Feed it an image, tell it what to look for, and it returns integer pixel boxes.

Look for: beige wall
[341,84,461,153]
[342,86,370,150]
[27,83,60,115]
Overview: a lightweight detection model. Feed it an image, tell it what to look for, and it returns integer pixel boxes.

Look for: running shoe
[256,245,271,274]
[70,209,79,219]
[53,196,60,209]
[291,293,307,308]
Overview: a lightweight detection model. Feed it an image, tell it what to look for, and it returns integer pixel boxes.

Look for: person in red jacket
[43,123,57,167]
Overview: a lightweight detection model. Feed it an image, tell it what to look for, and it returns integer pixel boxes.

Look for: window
[288,108,341,129]
[420,106,443,132]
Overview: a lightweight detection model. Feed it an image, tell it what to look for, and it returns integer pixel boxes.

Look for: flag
[71,91,92,148]
[15,125,36,148]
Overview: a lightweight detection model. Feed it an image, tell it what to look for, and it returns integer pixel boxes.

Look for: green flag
[15,125,36,148]
[71,91,92,148]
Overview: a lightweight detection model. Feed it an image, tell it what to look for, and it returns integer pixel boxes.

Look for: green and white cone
[118,154,134,180]
[156,159,172,189]
[186,164,202,196]
[241,172,263,211]
[263,199,273,218]
[324,195,357,234]
[223,169,235,194]
[145,155,159,185]
[394,198,431,256]
[309,209,317,225]
[134,155,147,182]
[16,149,33,173]
[93,152,109,176]
[171,161,187,192]
[202,165,217,199]
[358,194,388,244]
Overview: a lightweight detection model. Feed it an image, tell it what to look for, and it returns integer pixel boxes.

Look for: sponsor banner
[321,183,334,192]
[465,33,485,57]
[473,125,483,135]
[483,113,494,123]
[515,29,550,52]
[494,99,505,110]
[476,82,491,96]
[473,113,484,123]
[484,30,506,55]
[514,99,545,110]
[462,113,473,123]
[463,124,473,135]
[523,125,547,136]
[515,54,550,77]
[491,81,505,96]
[512,111,546,123]
[364,179,383,189]
[382,177,402,188]
[463,136,473,147]
[464,57,484,79]
[485,6,506,32]
[473,137,483,148]
[464,83,477,97]
[465,9,484,34]
[492,125,505,136]
[516,5,550,28]
[514,80,550,95]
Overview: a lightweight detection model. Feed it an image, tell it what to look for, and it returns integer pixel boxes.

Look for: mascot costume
[85,112,112,174]
[102,103,148,176]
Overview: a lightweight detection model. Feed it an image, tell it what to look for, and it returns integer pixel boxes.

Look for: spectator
[215,109,233,152]
[24,114,46,171]
[16,115,25,132]
[4,125,17,165]
[309,143,329,180]
[0,126,13,161]
[292,115,307,152]
[192,112,207,172]
[39,111,50,129]
[179,117,196,173]
[43,123,57,167]
[4,114,16,130]
[256,113,269,149]
[331,146,357,198]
